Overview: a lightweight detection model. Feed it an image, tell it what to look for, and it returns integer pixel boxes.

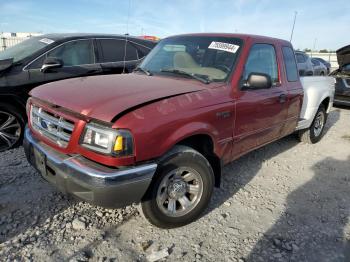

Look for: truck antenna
[123,0,132,74]
[290,11,297,42]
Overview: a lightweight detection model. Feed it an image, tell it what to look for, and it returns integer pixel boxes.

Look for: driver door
[232,43,288,158]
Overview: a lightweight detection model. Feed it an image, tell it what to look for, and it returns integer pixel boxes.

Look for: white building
[0,32,42,38]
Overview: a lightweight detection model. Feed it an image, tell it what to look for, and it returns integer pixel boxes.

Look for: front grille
[30,105,75,147]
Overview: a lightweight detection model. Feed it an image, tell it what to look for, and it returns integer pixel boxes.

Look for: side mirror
[40,57,63,73]
[243,73,272,90]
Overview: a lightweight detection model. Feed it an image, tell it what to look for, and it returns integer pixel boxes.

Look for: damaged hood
[30,73,208,122]
[337,45,350,69]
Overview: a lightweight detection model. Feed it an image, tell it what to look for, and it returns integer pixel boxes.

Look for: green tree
[303,48,311,52]
[319,49,328,53]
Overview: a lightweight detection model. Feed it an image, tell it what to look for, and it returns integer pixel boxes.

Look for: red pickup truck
[24,33,333,228]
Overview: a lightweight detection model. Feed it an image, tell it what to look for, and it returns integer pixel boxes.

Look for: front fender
[160,121,220,156]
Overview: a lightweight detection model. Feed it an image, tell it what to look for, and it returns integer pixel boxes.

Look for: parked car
[331,45,350,106]
[24,33,334,228]
[295,51,314,76]
[313,57,331,74]
[311,58,328,76]
[0,33,156,151]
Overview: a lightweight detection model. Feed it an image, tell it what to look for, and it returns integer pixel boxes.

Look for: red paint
[28,34,303,167]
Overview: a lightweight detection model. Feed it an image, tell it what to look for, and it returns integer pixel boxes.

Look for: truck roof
[166,33,292,46]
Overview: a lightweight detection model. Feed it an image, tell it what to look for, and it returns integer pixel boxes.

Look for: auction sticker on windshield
[39,38,55,45]
[208,41,239,53]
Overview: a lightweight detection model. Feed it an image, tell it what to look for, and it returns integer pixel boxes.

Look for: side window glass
[133,43,151,60]
[282,47,298,82]
[312,59,320,66]
[46,40,94,66]
[296,53,306,63]
[125,41,138,61]
[98,39,125,63]
[244,43,279,84]
[26,55,46,69]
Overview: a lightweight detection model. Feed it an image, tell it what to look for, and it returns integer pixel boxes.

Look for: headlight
[80,123,134,156]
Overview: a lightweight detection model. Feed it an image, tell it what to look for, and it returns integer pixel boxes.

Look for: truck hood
[30,73,208,122]
[337,45,350,68]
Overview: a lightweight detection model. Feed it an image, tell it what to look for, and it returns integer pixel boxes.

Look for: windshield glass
[342,64,350,72]
[0,37,50,62]
[139,36,243,82]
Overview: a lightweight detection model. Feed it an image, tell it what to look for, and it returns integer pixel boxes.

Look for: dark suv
[0,33,156,151]
[332,45,350,106]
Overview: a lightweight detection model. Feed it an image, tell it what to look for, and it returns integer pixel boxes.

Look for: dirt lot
[0,107,349,262]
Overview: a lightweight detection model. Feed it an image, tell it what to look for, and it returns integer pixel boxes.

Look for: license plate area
[34,148,47,176]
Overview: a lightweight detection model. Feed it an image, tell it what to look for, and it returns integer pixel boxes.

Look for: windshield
[342,64,350,71]
[139,36,243,82]
[0,37,50,62]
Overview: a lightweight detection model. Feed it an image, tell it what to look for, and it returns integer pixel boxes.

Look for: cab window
[282,47,298,82]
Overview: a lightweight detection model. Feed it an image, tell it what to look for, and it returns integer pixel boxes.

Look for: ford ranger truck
[23,34,334,228]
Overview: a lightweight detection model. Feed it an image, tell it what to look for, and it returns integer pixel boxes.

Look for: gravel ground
[0,107,349,262]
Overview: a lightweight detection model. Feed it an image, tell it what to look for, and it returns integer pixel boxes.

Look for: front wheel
[298,105,327,144]
[140,146,214,228]
[0,104,25,152]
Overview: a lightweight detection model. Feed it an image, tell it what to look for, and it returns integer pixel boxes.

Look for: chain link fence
[306,52,338,71]
[0,37,29,51]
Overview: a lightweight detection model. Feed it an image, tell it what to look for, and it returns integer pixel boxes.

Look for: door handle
[279,94,287,103]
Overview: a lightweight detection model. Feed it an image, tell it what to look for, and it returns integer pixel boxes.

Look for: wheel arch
[172,134,222,188]
[0,94,27,117]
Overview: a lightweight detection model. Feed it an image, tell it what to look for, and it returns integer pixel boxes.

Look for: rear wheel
[0,104,25,152]
[140,146,214,228]
[298,105,327,144]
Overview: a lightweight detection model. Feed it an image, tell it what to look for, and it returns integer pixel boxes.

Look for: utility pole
[290,11,297,42]
[313,38,317,52]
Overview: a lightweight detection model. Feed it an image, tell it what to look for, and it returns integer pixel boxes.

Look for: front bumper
[23,127,157,208]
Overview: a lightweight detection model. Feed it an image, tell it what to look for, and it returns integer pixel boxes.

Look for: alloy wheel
[156,167,204,217]
[313,111,325,137]
[0,111,22,151]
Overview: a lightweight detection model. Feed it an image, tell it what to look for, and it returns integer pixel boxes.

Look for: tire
[320,72,325,76]
[0,103,25,152]
[298,105,327,144]
[140,145,215,228]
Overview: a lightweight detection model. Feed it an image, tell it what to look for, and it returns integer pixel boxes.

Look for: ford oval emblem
[40,119,48,129]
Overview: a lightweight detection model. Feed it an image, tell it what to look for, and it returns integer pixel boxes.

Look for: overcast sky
[1,0,349,51]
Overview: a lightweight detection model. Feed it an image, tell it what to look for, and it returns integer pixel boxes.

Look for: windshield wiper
[134,67,152,76]
[160,68,211,84]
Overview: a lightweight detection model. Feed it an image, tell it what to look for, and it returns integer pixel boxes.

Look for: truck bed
[297,76,335,130]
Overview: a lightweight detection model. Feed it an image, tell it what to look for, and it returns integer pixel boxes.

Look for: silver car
[295,51,314,76]
[311,58,328,76]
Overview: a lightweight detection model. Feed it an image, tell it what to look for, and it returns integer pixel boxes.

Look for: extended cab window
[244,43,279,84]
[98,39,125,63]
[282,47,298,82]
